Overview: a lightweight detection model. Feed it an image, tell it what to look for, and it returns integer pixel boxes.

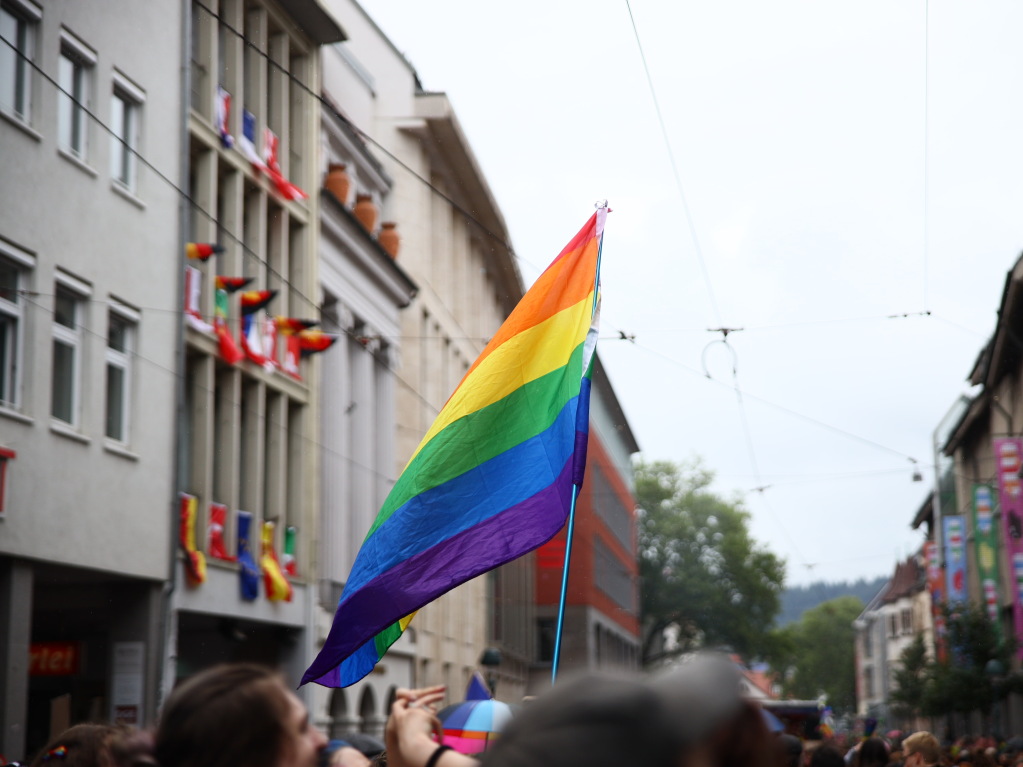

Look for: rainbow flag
[301,210,605,687]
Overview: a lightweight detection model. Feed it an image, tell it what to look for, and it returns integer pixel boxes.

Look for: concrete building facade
[0,0,183,758]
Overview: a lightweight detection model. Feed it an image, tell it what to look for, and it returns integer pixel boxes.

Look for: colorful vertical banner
[207,502,234,562]
[972,484,1002,623]
[944,515,967,604]
[994,437,1023,659]
[925,540,946,662]
[237,511,260,601]
[179,493,207,587]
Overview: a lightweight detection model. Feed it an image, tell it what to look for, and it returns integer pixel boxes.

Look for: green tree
[773,596,862,715]
[635,459,786,665]
[890,633,929,719]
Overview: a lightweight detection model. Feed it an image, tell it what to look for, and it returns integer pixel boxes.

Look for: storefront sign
[29,642,82,676]
[110,641,145,725]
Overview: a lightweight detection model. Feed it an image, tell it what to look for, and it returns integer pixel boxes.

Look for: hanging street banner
[972,484,1002,623]
[994,437,1023,658]
[924,540,946,662]
[944,515,967,604]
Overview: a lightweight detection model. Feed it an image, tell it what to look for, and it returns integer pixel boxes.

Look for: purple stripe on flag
[302,458,578,686]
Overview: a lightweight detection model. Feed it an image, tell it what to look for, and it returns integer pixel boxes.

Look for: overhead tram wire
[702,332,811,569]
[623,0,723,327]
[635,338,923,465]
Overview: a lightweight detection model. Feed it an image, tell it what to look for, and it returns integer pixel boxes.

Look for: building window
[901,608,913,634]
[105,305,136,442]
[536,617,555,663]
[0,446,13,515]
[0,0,39,122]
[888,614,898,638]
[0,252,28,408]
[57,31,95,160]
[864,668,875,699]
[110,75,143,190]
[863,625,873,659]
[51,278,87,425]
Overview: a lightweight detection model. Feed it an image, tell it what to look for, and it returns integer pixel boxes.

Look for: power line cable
[623,0,723,327]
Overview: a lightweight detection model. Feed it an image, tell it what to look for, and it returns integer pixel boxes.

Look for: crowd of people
[3,655,1018,767]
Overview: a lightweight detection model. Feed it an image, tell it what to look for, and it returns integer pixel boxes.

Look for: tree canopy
[635,459,786,665]
[771,595,863,714]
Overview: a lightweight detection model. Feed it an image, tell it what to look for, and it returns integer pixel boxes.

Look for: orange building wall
[535,433,640,637]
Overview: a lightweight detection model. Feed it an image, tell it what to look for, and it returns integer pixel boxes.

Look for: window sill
[0,406,33,426]
[103,439,139,461]
[111,181,146,210]
[0,109,42,141]
[50,420,91,445]
[57,147,98,177]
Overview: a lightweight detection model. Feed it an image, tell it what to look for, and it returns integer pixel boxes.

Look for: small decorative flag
[238,110,267,171]
[262,127,308,201]
[240,311,272,369]
[179,494,207,587]
[466,671,492,701]
[240,289,277,316]
[261,521,293,602]
[237,511,260,601]
[262,313,278,367]
[208,502,234,562]
[283,335,301,380]
[184,265,214,334]
[297,329,339,357]
[282,525,298,576]
[215,288,244,365]
[215,276,253,293]
[186,242,225,261]
[216,86,234,149]
[275,316,319,335]
[302,209,604,688]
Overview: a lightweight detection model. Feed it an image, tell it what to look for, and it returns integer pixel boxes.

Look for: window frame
[109,71,144,191]
[0,240,33,412]
[0,0,40,123]
[57,29,96,160]
[50,271,90,427]
[0,446,14,516]
[104,301,138,444]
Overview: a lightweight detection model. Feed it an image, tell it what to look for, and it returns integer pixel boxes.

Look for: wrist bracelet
[425,744,453,767]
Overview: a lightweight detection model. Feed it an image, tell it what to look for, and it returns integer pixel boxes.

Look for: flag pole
[551,202,607,685]
[551,484,581,683]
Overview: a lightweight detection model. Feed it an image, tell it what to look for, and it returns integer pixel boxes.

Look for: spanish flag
[240,289,277,316]
[261,521,293,602]
[297,329,339,357]
[179,494,207,587]
[186,242,224,261]
[215,276,253,293]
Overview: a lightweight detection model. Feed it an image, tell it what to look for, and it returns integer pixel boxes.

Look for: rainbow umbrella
[438,699,515,755]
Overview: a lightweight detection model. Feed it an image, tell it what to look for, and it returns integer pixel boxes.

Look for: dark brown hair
[155,664,291,767]
[706,699,775,767]
[29,724,123,767]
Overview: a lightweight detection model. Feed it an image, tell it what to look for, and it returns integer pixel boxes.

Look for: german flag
[215,276,253,293]
[239,289,277,315]
[275,316,319,335]
[185,242,225,261]
[297,329,338,356]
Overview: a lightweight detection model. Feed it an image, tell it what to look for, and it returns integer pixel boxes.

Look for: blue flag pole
[551,484,581,683]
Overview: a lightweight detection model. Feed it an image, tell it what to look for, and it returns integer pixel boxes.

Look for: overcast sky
[356,1,1023,587]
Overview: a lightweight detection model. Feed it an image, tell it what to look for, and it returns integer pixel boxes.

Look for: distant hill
[776,576,888,627]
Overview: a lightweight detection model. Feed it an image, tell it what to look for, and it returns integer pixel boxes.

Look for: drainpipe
[156,0,193,713]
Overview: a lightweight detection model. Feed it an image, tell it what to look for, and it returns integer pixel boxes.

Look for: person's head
[857,738,890,767]
[155,663,327,767]
[29,724,124,767]
[479,673,678,767]
[809,745,845,767]
[903,733,942,767]
[777,734,803,767]
[652,653,774,767]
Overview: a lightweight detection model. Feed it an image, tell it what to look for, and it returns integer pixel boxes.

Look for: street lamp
[480,647,502,697]
[985,658,1005,738]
